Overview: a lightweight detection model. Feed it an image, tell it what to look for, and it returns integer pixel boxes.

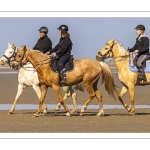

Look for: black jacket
[128,35,149,57]
[50,36,73,57]
[33,35,52,54]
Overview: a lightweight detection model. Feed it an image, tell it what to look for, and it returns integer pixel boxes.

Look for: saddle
[129,54,150,85]
[49,55,74,73]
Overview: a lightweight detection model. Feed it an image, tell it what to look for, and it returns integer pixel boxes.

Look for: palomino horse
[96,39,150,115]
[0,43,83,114]
[12,45,118,117]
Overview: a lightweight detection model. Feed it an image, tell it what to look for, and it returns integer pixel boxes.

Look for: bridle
[97,42,130,63]
[14,48,48,71]
[3,46,18,67]
[13,48,29,69]
[97,43,115,60]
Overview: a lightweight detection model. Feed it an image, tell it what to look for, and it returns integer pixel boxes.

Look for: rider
[33,26,52,54]
[46,25,73,84]
[128,24,150,81]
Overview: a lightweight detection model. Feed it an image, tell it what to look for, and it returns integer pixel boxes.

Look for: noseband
[3,46,18,67]
[97,43,115,58]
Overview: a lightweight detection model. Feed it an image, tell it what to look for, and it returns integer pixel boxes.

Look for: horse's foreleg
[55,86,70,112]
[53,85,70,117]
[118,85,131,113]
[32,84,47,114]
[8,84,25,114]
[34,84,48,117]
[128,84,135,115]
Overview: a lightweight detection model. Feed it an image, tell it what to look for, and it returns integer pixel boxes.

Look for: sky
[1,17,150,60]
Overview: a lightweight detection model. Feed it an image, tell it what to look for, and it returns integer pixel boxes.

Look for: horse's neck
[28,50,50,72]
[113,45,130,72]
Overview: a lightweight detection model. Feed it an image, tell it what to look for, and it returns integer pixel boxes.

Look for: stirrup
[60,79,66,85]
[138,74,147,81]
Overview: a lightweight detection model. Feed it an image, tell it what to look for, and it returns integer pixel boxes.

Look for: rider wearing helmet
[47,24,73,84]
[128,24,150,81]
[33,26,52,54]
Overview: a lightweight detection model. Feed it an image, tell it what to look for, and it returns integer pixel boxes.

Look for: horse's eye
[9,51,13,53]
[17,53,22,57]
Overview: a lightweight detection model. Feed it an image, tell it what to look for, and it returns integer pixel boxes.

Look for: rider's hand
[45,51,50,55]
[52,53,57,57]
[135,50,139,53]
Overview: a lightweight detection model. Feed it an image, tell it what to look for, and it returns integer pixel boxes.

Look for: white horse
[0,43,84,114]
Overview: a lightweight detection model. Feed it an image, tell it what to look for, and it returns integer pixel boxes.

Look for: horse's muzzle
[11,61,19,70]
[95,54,104,62]
[0,58,7,65]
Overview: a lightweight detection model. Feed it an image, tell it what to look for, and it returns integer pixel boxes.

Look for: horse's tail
[74,82,85,92]
[99,62,119,100]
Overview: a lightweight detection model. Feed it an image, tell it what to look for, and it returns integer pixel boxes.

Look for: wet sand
[0,63,150,133]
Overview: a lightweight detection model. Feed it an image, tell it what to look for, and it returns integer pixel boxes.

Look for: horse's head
[11,45,28,70]
[0,43,18,66]
[96,39,117,61]
[96,39,128,62]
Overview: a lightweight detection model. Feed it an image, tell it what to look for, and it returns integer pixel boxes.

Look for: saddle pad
[129,59,150,73]
[50,55,74,73]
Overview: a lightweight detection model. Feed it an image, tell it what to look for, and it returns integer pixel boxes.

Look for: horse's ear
[112,39,115,44]
[24,45,26,49]
[8,42,10,46]
[12,43,14,47]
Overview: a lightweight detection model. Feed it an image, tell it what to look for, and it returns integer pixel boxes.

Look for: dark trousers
[58,55,70,72]
[137,55,150,67]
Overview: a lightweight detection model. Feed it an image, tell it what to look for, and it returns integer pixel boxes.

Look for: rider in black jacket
[33,26,52,54]
[128,24,150,81]
[46,25,73,84]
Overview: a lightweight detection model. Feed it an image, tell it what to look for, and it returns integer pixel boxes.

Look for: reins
[15,49,51,71]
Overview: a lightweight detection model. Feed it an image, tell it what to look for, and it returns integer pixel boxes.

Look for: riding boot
[60,68,66,85]
[138,66,147,81]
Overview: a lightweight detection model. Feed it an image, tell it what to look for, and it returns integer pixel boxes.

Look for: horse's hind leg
[55,86,77,114]
[69,86,77,114]
[80,83,95,116]
[119,85,131,113]
[33,84,47,114]
[8,84,25,114]
[93,80,104,117]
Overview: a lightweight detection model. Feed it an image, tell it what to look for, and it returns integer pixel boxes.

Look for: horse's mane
[108,40,130,64]
[114,40,129,56]
[29,49,43,54]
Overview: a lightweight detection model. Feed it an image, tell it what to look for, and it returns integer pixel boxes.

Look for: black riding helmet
[135,24,145,31]
[57,25,68,32]
[38,26,48,34]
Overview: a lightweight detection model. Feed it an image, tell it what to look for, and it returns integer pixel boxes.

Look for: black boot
[60,77,66,85]
[60,68,67,85]
[138,66,147,81]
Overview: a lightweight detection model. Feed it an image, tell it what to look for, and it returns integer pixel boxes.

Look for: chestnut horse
[12,45,118,117]
[0,43,83,114]
[96,39,150,115]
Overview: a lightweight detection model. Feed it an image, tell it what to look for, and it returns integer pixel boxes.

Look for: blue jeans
[58,55,70,72]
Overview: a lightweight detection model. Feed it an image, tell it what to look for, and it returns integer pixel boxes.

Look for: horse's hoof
[55,109,60,113]
[33,113,39,117]
[66,112,71,117]
[80,113,83,116]
[128,112,135,116]
[8,112,13,114]
[42,111,47,114]
[70,110,77,114]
